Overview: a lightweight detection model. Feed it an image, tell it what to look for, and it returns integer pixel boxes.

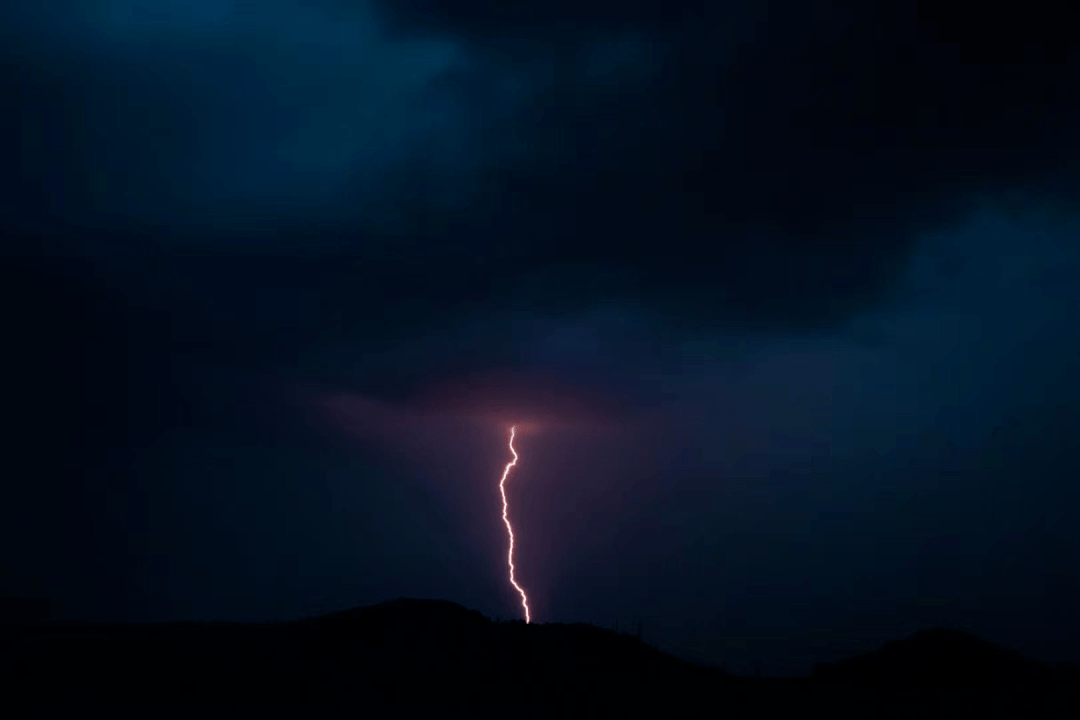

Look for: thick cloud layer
[360,0,1080,328]
[5,0,1077,362]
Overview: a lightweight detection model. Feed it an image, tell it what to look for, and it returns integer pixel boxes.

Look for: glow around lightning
[499,426,531,623]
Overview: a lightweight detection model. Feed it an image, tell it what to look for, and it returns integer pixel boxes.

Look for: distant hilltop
[813,627,1055,686]
[2,598,1076,717]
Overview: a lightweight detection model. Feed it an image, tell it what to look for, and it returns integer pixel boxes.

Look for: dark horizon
[5,595,1077,716]
[2,0,1079,682]
[4,594,1076,678]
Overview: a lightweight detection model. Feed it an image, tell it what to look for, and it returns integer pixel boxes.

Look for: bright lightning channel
[499,426,531,623]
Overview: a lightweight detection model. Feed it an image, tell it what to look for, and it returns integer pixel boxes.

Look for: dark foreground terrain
[2,598,1077,717]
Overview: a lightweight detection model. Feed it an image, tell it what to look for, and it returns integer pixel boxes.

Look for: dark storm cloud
[312,364,655,445]
[6,0,1077,382]
[1,1,466,237]
[3,0,1077,484]
[357,0,1080,333]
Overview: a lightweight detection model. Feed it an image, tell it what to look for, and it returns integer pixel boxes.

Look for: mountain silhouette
[812,627,1053,686]
[1,598,1076,717]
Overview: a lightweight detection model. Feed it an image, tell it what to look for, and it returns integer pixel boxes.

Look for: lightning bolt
[500,426,531,623]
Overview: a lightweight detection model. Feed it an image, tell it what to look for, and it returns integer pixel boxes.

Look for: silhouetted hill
[0,598,728,716]
[813,627,1053,686]
[806,627,1079,719]
[1,599,1076,717]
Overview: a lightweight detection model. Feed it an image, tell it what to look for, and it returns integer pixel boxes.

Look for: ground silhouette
[1,597,1076,717]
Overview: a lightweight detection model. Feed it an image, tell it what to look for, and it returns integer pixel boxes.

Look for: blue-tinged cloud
[2,0,467,237]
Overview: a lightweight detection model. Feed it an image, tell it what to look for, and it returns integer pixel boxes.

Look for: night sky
[3,0,1079,675]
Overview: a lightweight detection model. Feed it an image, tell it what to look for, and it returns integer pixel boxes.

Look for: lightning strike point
[500,426,531,623]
